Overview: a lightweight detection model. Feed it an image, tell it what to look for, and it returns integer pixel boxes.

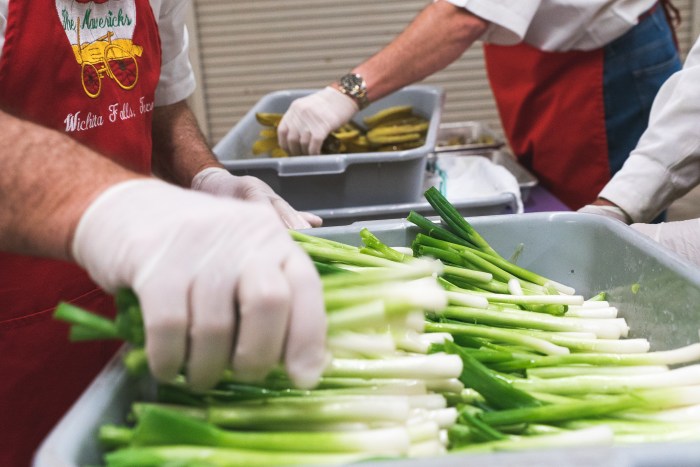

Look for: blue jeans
[603,6,681,221]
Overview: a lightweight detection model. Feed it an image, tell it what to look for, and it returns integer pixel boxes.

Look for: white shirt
[0,0,195,106]
[445,0,657,51]
[599,36,700,223]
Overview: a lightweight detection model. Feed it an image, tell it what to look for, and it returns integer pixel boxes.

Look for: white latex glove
[577,204,631,224]
[192,167,322,229]
[631,219,700,267]
[72,179,327,391]
[277,86,359,156]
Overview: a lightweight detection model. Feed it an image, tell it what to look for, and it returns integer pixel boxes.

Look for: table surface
[524,185,570,213]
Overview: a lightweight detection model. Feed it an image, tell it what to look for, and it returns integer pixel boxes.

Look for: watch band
[337,73,369,110]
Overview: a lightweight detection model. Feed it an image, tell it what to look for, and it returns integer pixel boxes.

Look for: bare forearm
[151,100,221,187]
[349,1,488,102]
[0,111,137,260]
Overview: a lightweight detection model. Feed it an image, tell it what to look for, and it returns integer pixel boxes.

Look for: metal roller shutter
[187,1,696,145]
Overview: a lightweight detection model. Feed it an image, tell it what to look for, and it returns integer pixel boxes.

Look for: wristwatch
[336,73,369,110]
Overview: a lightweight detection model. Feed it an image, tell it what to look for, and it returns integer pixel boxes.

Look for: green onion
[425,321,570,356]
[444,340,541,410]
[423,186,499,257]
[512,365,700,395]
[104,445,374,467]
[479,395,640,426]
[324,353,463,380]
[125,405,413,455]
[406,211,474,249]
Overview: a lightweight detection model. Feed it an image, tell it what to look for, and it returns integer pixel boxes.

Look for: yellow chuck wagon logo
[57,0,142,98]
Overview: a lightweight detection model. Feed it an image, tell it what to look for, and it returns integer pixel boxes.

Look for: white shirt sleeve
[599,37,700,223]
[151,0,197,106]
[442,0,540,46]
[442,0,656,51]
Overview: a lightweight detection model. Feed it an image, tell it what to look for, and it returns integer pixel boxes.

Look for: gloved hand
[631,219,700,267]
[277,86,359,156]
[72,179,328,391]
[192,167,322,229]
[577,204,631,224]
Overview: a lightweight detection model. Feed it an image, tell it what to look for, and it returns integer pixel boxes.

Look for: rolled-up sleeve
[442,0,541,45]
[154,0,196,106]
[600,38,700,223]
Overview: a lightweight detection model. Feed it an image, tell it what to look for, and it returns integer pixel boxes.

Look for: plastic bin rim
[304,211,700,284]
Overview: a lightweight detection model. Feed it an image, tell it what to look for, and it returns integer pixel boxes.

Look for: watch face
[339,73,368,108]
[341,74,364,92]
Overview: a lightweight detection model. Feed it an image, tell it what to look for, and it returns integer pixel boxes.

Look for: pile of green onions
[54,187,700,466]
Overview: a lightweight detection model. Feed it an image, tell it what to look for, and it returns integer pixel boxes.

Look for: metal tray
[434,121,504,153]
[34,213,700,467]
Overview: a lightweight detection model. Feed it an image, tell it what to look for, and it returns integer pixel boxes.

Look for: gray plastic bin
[311,193,517,227]
[34,212,700,466]
[213,86,444,211]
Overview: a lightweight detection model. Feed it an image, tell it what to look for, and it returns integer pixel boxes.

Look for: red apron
[483,43,608,210]
[0,1,161,465]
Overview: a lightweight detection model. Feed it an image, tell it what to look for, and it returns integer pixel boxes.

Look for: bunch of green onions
[55,222,462,466]
[53,186,700,466]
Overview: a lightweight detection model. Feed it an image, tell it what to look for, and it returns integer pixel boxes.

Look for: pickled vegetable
[251,105,430,158]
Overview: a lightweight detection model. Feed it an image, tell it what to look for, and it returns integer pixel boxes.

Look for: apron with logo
[0,1,160,464]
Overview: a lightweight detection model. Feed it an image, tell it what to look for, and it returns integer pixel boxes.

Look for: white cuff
[599,154,676,223]
[191,167,229,190]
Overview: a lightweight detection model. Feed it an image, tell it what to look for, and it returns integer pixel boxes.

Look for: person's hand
[277,86,359,156]
[72,179,327,391]
[578,203,631,224]
[192,167,322,229]
[631,219,700,266]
